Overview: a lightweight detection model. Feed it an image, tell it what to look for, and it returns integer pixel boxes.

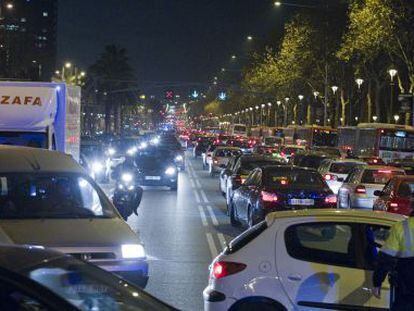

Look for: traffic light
[165,90,174,100]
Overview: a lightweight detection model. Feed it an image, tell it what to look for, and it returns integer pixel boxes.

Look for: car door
[235,170,259,221]
[276,220,377,310]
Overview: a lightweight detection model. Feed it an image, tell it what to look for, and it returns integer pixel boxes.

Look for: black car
[221,155,287,209]
[135,148,178,190]
[193,139,211,158]
[229,166,336,227]
[0,245,176,311]
[159,136,186,170]
[295,153,332,170]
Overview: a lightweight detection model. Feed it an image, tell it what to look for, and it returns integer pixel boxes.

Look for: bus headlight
[121,244,146,259]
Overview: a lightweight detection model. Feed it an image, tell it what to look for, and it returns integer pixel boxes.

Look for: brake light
[241,178,246,184]
[378,170,392,174]
[212,261,247,279]
[324,174,337,181]
[390,202,399,208]
[281,152,286,157]
[355,185,366,194]
[261,191,278,202]
[213,157,218,164]
[325,195,337,204]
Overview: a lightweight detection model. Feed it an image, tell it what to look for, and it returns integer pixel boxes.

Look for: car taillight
[355,185,366,194]
[388,198,411,211]
[213,158,218,164]
[324,174,337,181]
[325,195,337,204]
[261,191,278,202]
[212,261,246,279]
[281,152,286,157]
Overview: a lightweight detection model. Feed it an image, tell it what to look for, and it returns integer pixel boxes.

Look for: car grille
[69,252,116,261]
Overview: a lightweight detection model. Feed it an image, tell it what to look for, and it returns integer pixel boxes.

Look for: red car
[373,176,414,216]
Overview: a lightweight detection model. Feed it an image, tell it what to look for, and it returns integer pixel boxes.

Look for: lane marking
[197,205,208,227]
[206,205,219,226]
[189,178,195,188]
[194,190,201,203]
[206,233,218,259]
[200,189,209,203]
[195,179,202,188]
[217,233,227,250]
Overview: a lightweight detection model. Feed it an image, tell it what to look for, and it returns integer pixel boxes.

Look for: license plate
[289,199,314,206]
[145,176,161,180]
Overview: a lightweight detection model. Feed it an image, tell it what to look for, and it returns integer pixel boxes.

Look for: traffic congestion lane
[100,152,243,310]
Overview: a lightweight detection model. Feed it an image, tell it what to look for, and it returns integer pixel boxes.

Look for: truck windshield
[0,173,116,219]
[0,132,47,148]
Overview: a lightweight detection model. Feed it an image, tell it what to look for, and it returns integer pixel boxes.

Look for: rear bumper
[352,196,375,209]
[204,286,235,311]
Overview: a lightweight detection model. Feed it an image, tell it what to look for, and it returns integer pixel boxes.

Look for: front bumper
[139,175,177,187]
[95,259,149,288]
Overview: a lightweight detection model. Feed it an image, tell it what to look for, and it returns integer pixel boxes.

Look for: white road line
[206,233,218,259]
[217,233,227,250]
[197,205,208,227]
[194,190,201,203]
[195,179,202,188]
[206,205,219,226]
[189,178,195,188]
[200,189,209,203]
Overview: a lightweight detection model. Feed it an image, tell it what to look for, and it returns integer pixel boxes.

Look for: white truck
[0,81,81,160]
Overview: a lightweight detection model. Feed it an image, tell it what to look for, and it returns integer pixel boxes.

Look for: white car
[338,165,405,209]
[204,209,404,311]
[209,147,242,177]
[0,145,148,287]
[318,159,365,194]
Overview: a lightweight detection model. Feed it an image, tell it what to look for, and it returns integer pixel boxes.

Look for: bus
[283,126,338,148]
[228,124,247,137]
[338,123,414,162]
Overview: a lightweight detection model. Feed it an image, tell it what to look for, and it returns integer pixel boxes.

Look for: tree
[89,45,135,134]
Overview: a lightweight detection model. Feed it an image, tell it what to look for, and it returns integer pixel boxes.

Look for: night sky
[57,0,286,86]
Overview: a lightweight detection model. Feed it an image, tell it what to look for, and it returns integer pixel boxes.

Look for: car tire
[230,200,240,227]
[229,298,286,311]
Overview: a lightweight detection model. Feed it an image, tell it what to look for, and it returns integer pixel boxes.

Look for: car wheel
[229,298,286,311]
[230,200,240,227]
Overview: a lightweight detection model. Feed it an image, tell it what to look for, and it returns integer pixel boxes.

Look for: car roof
[265,209,405,225]
[262,165,313,172]
[0,245,65,272]
[364,165,405,171]
[0,145,83,173]
[215,146,241,150]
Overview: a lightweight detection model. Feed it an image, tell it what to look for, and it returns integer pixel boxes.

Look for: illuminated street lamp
[231,55,236,60]
[274,1,281,7]
[313,91,319,99]
[388,69,398,121]
[247,35,253,41]
[372,116,378,122]
[394,115,400,124]
[331,86,339,94]
[6,3,13,9]
[355,78,364,89]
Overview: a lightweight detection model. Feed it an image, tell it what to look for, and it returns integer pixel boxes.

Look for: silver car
[0,146,148,287]
[338,165,405,209]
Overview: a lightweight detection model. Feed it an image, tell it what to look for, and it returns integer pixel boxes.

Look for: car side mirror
[113,186,143,220]
[374,190,384,197]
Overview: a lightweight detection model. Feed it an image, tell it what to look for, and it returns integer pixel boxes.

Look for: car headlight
[121,244,146,259]
[91,162,103,173]
[151,137,160,145]
[175,155,183,162]
[140,142,148,149]
[108,148,116,156]
[127,147,138,156]
[121,173,133,182]
[165,166,176,175]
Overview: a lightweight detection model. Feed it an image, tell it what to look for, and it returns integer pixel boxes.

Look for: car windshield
[216,149,242,157]
[0,132,47,148]
[361,170,404,184]
[266,169,325,187]
[0,173,116,219]
[330,162,361,174]
[25,256,172,311]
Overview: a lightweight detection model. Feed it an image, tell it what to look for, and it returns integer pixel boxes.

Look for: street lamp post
[389,69,398,123]
[331,86,338,127]
[276,101,281,127]
[260,103,265,126]
[312,91,319,125]
[298,95,304,125]
[250,107,254,127]
[355,78,364,126]
[284,97,290,127]
[267,102,272,126]
[255,106,259,126]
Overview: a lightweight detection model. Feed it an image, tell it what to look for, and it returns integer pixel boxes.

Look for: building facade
[0,0,57,81]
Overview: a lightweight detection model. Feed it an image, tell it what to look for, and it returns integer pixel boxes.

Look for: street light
[274,1,281,7]
[355,78,364,89]
[372,116,378,122]
[231,55,236,60]
[394,115,400,124]
[6,3,13,9]
[388,69,398,122]
[247,35,253,41]
[331,86,339,94]
[313,91,320,99]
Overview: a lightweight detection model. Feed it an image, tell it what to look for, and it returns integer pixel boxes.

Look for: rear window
[240,161,282,173]
[362,170,404,184]
[216,149,242,157]
[266,169,325,187]
[225,221,267,254]
[330,162,361,174]
[397,181,414,197]
[299,156,327,169]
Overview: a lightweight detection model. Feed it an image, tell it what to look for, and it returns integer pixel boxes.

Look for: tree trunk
[114,104,121,135]
[340,89,346,126]
[374,80,381,122]
[105,100,112,134]
[366,80,373,123]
